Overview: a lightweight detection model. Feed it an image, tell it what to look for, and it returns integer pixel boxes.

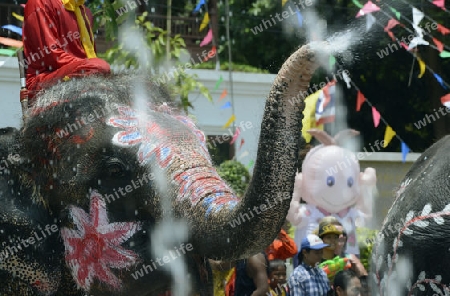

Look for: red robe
[23,0,110,104]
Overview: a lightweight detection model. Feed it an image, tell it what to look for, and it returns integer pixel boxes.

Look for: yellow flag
[417,57,425,78]
[282,0,288,6]
[12,12,24,22]
[383,125,396,148]
[223,114,236,129]
[199,12,210,32]
[302,90,323,143]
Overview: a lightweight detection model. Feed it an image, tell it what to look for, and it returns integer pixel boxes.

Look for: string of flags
[303,64,412,162]
[354,0,450,104]
[209,74,252,168]
[192,0,215,62]
[0,8,24,54]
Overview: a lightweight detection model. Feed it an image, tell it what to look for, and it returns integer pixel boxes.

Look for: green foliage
[357,227,378,272]
[194,61,269,73]
[92,10,212,113]
[216,160,251,198]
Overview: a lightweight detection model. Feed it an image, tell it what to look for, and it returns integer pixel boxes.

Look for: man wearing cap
[288,234,331,295]
[317,218,367,281]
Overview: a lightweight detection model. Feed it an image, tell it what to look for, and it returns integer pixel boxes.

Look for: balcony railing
[1,4,212,56]
[0,4,23,39]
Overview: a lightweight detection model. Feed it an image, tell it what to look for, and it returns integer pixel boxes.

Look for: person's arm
[348,254,368,277]
[23,0,84,70]
[208,259,235,271]
[246,253,270,296]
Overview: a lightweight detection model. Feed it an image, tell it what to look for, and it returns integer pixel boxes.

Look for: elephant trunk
[178,44,320,260]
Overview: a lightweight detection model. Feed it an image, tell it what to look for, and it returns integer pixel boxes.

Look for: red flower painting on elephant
[61,191,141,291]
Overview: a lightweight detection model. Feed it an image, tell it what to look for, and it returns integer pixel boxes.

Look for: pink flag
[200,29,213,47]
[384,19,400,31]
[437,24,450,35]
[356,91,366,111]
[230,128,241,145]
[432,0,445,9]
[356,1,380,18]
[0,37,22,48]
[239,138,245,150]
[433,38,444,52]
[218,89,228,101]
[372,106,381,127]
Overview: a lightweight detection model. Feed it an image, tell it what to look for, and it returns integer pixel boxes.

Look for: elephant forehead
[107,106,203,144]
[107,105,210,168]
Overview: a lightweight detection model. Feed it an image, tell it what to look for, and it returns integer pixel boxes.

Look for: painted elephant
[0,44,321,295]
[371,136,450,296]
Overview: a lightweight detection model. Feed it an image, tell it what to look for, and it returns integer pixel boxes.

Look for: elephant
[0,43,321,295]
[370,135,450,296]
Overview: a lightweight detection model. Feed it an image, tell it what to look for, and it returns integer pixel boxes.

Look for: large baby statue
[287,129,377,257]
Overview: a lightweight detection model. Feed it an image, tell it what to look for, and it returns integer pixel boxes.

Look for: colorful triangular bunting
[383,126,396,148]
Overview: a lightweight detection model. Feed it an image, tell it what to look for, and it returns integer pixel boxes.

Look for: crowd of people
[211,217,370,296]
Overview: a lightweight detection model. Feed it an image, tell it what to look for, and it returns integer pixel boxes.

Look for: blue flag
[220,101,232,109]
[193,0,205,12]
[434,73,448,90]
[296,8,303,27]
[2,24,22,36]
[401,141,410,163]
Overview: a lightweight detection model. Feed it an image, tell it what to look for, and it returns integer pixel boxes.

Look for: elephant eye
[326,176,335,187]
[347,177,354,187]
[105,158,127,178]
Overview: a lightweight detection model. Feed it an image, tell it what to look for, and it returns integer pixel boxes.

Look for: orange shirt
[265,229,298,261]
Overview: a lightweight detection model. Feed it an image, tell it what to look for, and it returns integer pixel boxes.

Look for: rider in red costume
[23,0,111,105]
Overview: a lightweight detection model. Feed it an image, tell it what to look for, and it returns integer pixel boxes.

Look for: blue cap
[301,234,329,250]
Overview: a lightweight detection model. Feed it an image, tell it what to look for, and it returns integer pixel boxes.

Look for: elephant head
[1,43,320,295]
[371,135,450,296]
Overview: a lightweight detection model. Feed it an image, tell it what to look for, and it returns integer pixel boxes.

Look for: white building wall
[0,57,23,129]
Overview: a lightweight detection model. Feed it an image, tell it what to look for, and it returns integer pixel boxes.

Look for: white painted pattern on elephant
[373,203,450,295]
[395,177,412,200]
[61,190,142,291]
